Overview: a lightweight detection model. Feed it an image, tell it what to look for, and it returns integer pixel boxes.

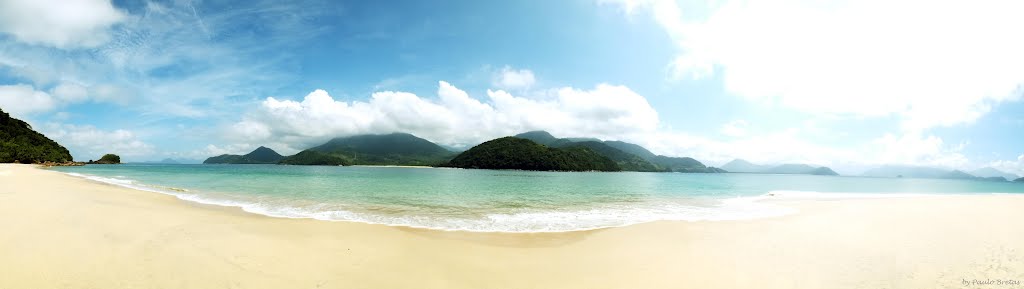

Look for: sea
[49,164,1024,233]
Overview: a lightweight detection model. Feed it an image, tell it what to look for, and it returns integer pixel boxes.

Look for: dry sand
[1,163,1022,289]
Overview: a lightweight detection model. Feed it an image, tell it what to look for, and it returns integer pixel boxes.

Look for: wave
[61,173,951,233]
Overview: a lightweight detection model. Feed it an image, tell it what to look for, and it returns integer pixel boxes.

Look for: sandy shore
[1,163,1022,289]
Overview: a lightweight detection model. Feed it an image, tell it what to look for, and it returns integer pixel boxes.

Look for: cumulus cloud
[231,81,659,149]
[41,123,154,161]
[0,0,126,48]
[605,0,1024,131]
[0,84,57,117]
[493,66,536,90]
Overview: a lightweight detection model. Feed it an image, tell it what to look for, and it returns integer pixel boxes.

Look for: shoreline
[351,164,436,168]
[3,163,1023,288]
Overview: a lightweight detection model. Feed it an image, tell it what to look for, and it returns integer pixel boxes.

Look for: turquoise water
[50,164,1024,232]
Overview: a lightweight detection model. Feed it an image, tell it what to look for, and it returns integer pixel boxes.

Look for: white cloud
[233,81,659,149]
[51,83,90,102]
[493,66,536,90]
[0,84,57,117]
[41,123,154,161]
[869,132,969,168]
[0,0,327,118]
[606,0,1024,131]
[0,0,126,48]
[218,74,992,174]
[719,119,748,137]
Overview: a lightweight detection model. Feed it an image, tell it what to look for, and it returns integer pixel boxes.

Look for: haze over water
[52,164,1024,232]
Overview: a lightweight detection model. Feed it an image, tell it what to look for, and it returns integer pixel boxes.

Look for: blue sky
[0,0,1022,176]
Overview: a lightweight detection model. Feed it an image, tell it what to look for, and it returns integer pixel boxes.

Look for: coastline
[2,163,1023,288]
[351,164,435,168]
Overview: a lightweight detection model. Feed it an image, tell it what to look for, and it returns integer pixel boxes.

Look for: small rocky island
[88,154,122,164]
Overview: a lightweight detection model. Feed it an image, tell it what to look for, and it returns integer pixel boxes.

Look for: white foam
[62,172,855,233]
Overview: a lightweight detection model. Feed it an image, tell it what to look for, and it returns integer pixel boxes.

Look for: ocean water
[50,164,1024,232]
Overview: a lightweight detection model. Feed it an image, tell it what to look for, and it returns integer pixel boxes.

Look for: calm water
[50,164,1024,232]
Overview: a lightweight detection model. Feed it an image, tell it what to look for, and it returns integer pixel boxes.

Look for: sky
[0,0,1022,176]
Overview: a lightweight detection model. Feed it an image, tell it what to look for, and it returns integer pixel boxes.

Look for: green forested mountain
[603,141,658,160]
[308,133,454,166]
[444,137,619,171]
[1015,177,1024,182]
[513,131,564,146]
[1,108,74,163]
[278,150,350,166]
[513,130,723,173]
[555,141,664,172]
[203,146,284,164]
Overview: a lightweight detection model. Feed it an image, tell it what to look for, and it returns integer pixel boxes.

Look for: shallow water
[51,164,1024,232]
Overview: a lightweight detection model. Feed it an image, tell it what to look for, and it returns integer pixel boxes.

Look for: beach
[1,163,1022,289]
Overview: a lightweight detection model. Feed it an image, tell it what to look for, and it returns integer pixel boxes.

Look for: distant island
[207,133,456,167]
[969,167,1020,181]
[1015,177,1024,183]
[720,159,839,176]
[514,131,725,173]
[443,137,619,171]
[200,131,728,173]
[204,146,285,164]
[1,107,75,164]
[299,133,454,166]
[861,165,1019,181]
[87,154,121,164]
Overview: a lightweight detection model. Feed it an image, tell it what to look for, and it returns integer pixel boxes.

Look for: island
[443,137,619,171]
[721,159,839,176]
[87,154,121,164]
[515,131,725,173]
[204,146,284,164]
[861,165,1013,181]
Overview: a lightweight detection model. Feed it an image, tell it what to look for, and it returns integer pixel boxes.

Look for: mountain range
[720,159,839,176]
[969,167,1021,181]
[861,165,1017,181]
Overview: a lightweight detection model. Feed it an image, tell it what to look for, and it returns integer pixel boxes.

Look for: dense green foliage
[310,133,454,166]
[556,141,664,172]
[514,131,723,173]
[445,137,619,171]
[245,146,285,163]
[89,154,121,164]
[278,150,351,166]
[203,154,245,164]
[0,108,73,163]
[602,140,658,160]
[512,131,562,146]
[203,146,284,164]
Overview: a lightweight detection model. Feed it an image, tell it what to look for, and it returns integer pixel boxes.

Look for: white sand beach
[1,163,1022,289]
